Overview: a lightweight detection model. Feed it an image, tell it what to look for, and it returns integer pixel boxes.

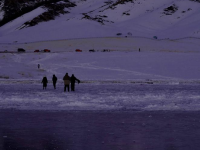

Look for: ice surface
[0,83,200,111]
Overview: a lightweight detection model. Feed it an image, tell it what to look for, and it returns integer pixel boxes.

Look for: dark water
[0,110,200,150]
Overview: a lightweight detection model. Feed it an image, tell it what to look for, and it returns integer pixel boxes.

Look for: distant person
[38,64,40,69]
[42,76,48,90]
[70,74,80,91]
[52,74,57,89]
[139,48,140,52]
[63,73,71,92]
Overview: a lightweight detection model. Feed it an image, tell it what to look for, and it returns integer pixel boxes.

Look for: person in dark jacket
[52,74,57,89]
[70,74,80,91]
[63,73,71,92]
[42,76,48,90]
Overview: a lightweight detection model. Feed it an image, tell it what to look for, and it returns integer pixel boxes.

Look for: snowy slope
[0,7,46,37]
[0,0,200,42]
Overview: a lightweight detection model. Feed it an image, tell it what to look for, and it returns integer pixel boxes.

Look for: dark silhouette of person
[70,74,80,91]
[63,73,71,92]
[52,74,57,89]
[38,64,40,69]
[42,76,48,90]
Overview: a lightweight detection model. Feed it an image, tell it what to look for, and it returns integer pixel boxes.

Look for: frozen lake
[0,38,200,149]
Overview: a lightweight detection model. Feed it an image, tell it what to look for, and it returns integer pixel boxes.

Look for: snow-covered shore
[1,40,200,80]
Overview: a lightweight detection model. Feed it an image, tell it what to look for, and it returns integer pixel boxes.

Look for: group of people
[41,73,80,92]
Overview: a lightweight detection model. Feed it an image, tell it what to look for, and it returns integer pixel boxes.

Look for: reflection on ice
[1,110,200,150]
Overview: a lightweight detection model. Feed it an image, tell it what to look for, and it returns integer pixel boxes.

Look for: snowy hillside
[0,0,200,42]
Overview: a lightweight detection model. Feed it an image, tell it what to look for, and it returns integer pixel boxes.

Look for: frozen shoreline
[0,79,200,84]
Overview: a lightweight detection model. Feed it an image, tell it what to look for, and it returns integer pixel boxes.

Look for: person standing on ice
[52,74,57,89]
[63,73,71,92]
[70,74,80,91]
[42,76,48,90]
